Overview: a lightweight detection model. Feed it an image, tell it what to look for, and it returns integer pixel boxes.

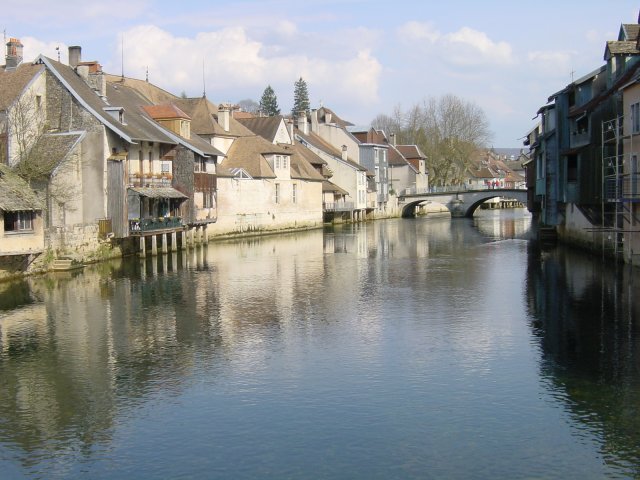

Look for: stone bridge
[399,188,528,218]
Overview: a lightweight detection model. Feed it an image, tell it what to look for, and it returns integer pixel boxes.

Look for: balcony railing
[129,216,183,233]
[323,202,354,212]
[129,174,172,187]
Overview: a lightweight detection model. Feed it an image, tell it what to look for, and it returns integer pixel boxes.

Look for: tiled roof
[104,74,177,104]
[279,143,325,182]
[0,164,43,211]
[396,144,426,160]
[24,132,84,177]
[317,107,353,128]
[295,128,366,171]
[0,63,44,110]
[238,115,283,142]
[322,180,348,195]
[172,97,254,137]
[219,135,288,179]
[620,24,640,41]
[606,40,639,56]
[142,104,191,120]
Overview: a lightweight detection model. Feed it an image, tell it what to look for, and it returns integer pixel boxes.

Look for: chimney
[311,109,319,134]
[218,104,230,132]
[325,111,332,123]
[69,46,81,68]
[297,111,309,135]
[341,145,348,161]
[5,38,23,70]
[286,119,295,145]
[390,133,396,146]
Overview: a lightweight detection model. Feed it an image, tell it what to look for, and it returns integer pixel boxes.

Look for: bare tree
[372,95,492,186]
[5,90,81,221]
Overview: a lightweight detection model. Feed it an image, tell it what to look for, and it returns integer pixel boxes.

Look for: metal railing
[323,202,355,212]
[129,217,183,233]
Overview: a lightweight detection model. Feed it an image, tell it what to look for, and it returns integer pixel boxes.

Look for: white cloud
[400,21,440,43]
[21,36,68,64]
[397,22,513,67]
[527,50,573,75]
[107,24,382,110]
[443,27,513,66]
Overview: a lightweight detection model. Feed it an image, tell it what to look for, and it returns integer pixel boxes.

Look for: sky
[3,0,639,147]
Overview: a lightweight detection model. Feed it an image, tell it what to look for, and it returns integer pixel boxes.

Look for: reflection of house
[0,164,44,276]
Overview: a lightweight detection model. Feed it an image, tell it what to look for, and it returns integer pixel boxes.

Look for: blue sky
[3,0,639,146]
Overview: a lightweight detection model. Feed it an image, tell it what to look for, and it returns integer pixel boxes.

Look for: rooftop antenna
[202,58,206,97]
[121,33,124,81]
[55,46,60,62]
[146,66,149,83]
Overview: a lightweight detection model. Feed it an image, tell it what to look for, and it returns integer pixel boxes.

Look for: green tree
[259,85,280,116]
[292,77,310,117]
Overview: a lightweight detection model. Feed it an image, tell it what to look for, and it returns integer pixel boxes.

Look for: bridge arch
[399,189,528,218]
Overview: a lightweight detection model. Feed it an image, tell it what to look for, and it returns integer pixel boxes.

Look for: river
[0,209,639,479]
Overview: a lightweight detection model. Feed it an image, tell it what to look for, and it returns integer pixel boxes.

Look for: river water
[0,209,639,479]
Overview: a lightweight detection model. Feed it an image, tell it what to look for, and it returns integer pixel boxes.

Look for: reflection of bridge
[399,188,528,218]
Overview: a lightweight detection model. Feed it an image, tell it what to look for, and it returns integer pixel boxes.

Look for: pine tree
[292,77,310,117]
[259,85,280,116]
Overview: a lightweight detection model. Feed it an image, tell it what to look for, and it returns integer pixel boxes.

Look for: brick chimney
[5,38,23,70]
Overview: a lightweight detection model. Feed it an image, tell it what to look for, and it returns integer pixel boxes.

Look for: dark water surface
[1,209,639,479]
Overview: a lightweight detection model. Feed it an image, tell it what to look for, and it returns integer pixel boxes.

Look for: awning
[129,187,187,199]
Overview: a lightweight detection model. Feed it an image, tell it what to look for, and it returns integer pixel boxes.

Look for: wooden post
[151,234,158,256]
[202,225,208,245]
[171,231,178,252]
[162,233,168,254]
[139,236,146,258]
[181,231,187,250]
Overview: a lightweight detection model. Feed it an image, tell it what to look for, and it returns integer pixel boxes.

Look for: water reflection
[1,211,639,478]
[526,244,640,476]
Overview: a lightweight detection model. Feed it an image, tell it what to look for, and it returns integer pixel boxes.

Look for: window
[275,156,281,169]
[4,211,33,232]
[292,184,297,203]
[283,156,288,169]
[632,103,640,134]
[275,183,280,204]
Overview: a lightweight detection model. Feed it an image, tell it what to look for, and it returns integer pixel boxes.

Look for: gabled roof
[172,97,254,137]
[295,128,366,171]
[278,143,325,182]
[620,24,640,41]
[142,104,191,120]
[37,55,136,143]
[605,40,640,58]
[104,74,177,104]
[316,106,353,128]
[0,164,43,211]
[219,135,289,179]
[238,115,284,143]
[26,131,85,177]
[323,180,348,195]
[0,63,44,110]
[387,144,417,172]
[396,144,427,160]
